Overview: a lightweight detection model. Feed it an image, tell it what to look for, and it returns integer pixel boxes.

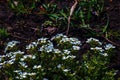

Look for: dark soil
[0,0,120,79]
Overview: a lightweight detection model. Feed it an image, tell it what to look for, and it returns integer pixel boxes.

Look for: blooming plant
[0,34,117,80]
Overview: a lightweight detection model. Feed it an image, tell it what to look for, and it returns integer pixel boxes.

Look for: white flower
[62,56,67,60]
[14,70,21,73]
[4,41,20,52]
[22,75,27,78]
[0,55,5,58]
[69,38,81,45]
[8,59,15,64]
[19,62,28,68]
[103,53,108,57]
[26,42,37,50]
[23,72,28,76]
[69,38,79,42]
[43,78,48,80]
[6,41,20,47]
[23,55,31,59]
[32,55,36,59]
[63,69,69,72]
[86,38,102,45]
[37,38,48,44]
[0,63,4,66]
[15,76,19,79]
[90,47,104,52]
[73,46,80,50]
[63,50,71,55]
[13,50,24,55]
[104,44,115,50]
[62,55,76,60]
[21,55,36,61]
[54,49,61,54]
[33,65,41,69]
[60,37,70,43]
[28,72,36,76]
[39,42,54,53]
[51,34,68,41]
[57,64,62,68]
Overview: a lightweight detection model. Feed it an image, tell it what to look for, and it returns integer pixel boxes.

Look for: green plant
[68,0,104,28]
[0,34,117,80]
[8,0,39,15]
[79,37,116,80]
[0,28,9,40]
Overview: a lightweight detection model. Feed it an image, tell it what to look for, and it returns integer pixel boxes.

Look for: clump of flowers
[0,34,117,80]
[4,41,20,53]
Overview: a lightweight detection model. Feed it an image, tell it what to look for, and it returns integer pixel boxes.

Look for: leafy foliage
[0,28,9,40]
[0,34,117,80]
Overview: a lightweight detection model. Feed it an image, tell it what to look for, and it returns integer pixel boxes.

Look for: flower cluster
[14,70,36,79]
[0,50,24,69]
[39,40,54,53]
[4,41,20,53]
[86,38,115,57]
[0,34,117,80]
[86,37,102,46]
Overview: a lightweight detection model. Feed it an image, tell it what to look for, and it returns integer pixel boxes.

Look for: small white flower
[7,41,20,47]
[19,62,28,68]
[103,53,108,57]
[69,38,78,42]
[14,70,21,73]
[0,55,5,58]
[67,55,76,59]
[62,56,67,60]
[60,37,70,43]
[20,58,24,61]
[4,41,20,53]
[54,49,61,53]
[86,38,102,45]
[15,76,19,79]
[22,75,27,78]
[43,78,48,80]
[32,55,36,59]
[8,59,15,65]
[23,72,28,76]
[26,42,37,50]
[63,69,69,72]
[100,52,108,57]
[104,44,115,50]
[57,64,62,68]
[73,46,80,50]
[51,34,67,40]
[37,38,48,44]
[33,65,41,69]
[13,1,18,6]
[62,55,76,60]
[63,50,71,55]
[0,63,4,66]
[13,50,24,55]
[90,47,104,52]
[28,72,36,76]
[39,42,54,53]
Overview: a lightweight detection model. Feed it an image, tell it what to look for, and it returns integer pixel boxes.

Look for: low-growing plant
[70,0,104,27]
[8,0,40,15]
[0,28,9,40]
[0,34,117,80]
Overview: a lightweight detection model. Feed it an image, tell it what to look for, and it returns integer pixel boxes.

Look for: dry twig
[66,0,78,35]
